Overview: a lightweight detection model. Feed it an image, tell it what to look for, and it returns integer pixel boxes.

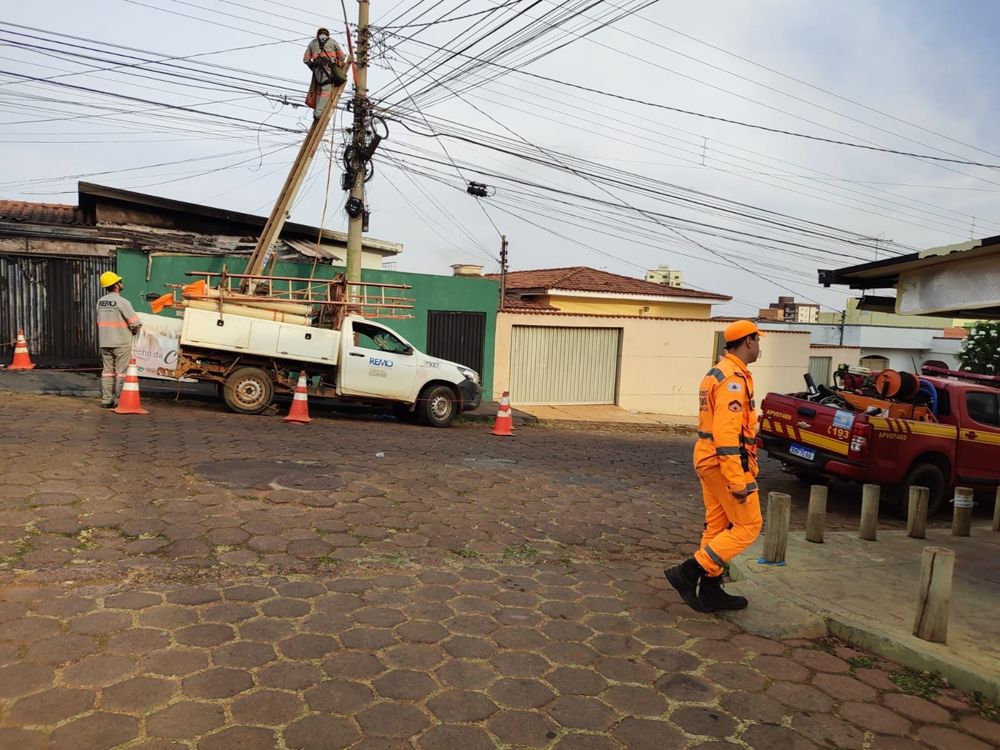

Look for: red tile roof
[0,200,89,226]
[488,266,730,301]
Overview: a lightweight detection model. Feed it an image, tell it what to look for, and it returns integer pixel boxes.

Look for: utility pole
[499,235,508,311]
[345,0,370,293]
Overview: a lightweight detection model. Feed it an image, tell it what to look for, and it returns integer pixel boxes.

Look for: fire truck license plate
[789,444,815,461]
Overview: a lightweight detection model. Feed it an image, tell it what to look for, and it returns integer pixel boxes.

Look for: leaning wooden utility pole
[345,0,370,292]
[243,90,345,285]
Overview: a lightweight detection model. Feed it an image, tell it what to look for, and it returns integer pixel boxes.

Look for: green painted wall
[116,249,499,395]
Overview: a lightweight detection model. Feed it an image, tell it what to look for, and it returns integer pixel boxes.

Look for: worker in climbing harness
[303,27,346,120]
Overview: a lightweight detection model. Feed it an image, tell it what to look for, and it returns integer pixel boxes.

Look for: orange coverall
[692,352,763,577]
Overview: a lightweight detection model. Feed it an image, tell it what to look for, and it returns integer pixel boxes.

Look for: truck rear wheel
[894,461,947,517]
[418,384,457,428]
[222,367,274,415]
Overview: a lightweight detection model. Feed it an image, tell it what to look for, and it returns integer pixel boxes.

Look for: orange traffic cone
[113,358,148,415]
[9,329,35,370]
[284,371,312,424]
[490,391,514,436]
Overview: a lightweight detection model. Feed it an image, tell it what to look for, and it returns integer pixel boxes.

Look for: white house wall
[494,313,811,418]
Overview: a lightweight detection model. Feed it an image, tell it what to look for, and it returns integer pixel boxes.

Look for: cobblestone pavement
[0,392,997,750]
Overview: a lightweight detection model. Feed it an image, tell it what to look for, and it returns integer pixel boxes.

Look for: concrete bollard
[805,485,827,544]
[913,546,954,643]
[762,492,791,564]
[907,485,929,540]
[859,483,880,541]
[993,487,1000,533]
[952,486,974,537]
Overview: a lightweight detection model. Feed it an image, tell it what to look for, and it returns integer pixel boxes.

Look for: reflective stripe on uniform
[744,482,759,493]
[707,367,725,382]
[740,435,755,445]
[697,431,714,440]
[703,545,725,566]
[98,321,129,328]
[716,446,741,455]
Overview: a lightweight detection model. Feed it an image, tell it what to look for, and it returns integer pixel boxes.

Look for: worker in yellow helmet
[96,272,142,408]
[303,27,346,120]
[665,320,765,611]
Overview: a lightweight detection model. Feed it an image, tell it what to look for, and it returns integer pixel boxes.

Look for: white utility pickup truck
[136,308,482,427]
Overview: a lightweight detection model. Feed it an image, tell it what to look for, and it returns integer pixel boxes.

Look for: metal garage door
[510,326,620,404]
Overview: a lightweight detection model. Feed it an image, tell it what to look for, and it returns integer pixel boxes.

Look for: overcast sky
[3,1,999,316]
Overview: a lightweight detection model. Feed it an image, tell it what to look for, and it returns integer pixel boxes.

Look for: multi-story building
[644,265,683,288]
[759,296,820,323]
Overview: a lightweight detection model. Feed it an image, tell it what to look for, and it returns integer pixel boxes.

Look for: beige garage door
[510,326,620,404]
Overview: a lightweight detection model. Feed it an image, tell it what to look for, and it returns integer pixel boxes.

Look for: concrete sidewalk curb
[723,528,1000,702]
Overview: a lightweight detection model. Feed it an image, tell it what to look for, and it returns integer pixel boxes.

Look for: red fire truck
[758,366,1000,514]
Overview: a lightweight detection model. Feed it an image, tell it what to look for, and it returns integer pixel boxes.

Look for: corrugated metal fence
[0,254,114,365]
[511,325,620,404]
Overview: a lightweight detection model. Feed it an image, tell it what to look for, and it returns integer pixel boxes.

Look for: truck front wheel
[418,384,457,427]
[895,461,947,517]
[222,367,274,415]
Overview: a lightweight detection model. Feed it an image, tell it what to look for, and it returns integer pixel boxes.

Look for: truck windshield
[353,323,411,354]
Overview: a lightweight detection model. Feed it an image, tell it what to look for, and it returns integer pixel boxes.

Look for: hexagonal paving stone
[175,624,236,648]
[417,725,495,750]
[106,628,171,655]
[0,728,47,750]
[258,660,325,690]
[373,669,437,700]
[491,651,550,678]
[488,678,556,709]
[305,680,375,713]
[279,634,341,659]
[147,701,225,739]
[101,676,176,713]
[62,655,136,688]
[741,724,818,750]
[68,610,132,635]
[142,649,209,677]
[435,659,497,689]
[655,672,717,703]
[50,711,139,750]
[341,627,399,650]
[283,714,361,750]
[0,662,56,699]
[546,667,609,696]
[212,641,276,668]
[198,726,277,750]
[25,633,99,664]
[488,709,558,748]
[612,717,687,750]
[382,644,445,670]
[546,695,617,731]
[427,689,499,722]
[602,685,668,716]
[182,668,254,699]
[323,652,387,680]
[231,690,306,725]
[356,701,431,737]
[670,706,738,737]
[8,687,95,726]
[395,620,449,644]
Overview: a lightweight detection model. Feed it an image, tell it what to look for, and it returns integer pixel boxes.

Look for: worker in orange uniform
[303,27,346,120]
[666,320,765,611]
[97,272,142,408]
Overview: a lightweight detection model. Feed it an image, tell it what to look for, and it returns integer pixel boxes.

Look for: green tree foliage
[958,321,1000,374]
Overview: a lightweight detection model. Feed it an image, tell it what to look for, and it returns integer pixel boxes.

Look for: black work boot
[698,575,748,611]
[664,558,706,611]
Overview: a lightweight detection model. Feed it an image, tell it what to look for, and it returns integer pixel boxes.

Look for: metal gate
[0,254,115,365]
[510,326,620,404]
[808,356,833,387]
[426,310,486,376]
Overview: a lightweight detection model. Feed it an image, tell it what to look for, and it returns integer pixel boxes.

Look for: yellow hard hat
[100,271,122,288]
